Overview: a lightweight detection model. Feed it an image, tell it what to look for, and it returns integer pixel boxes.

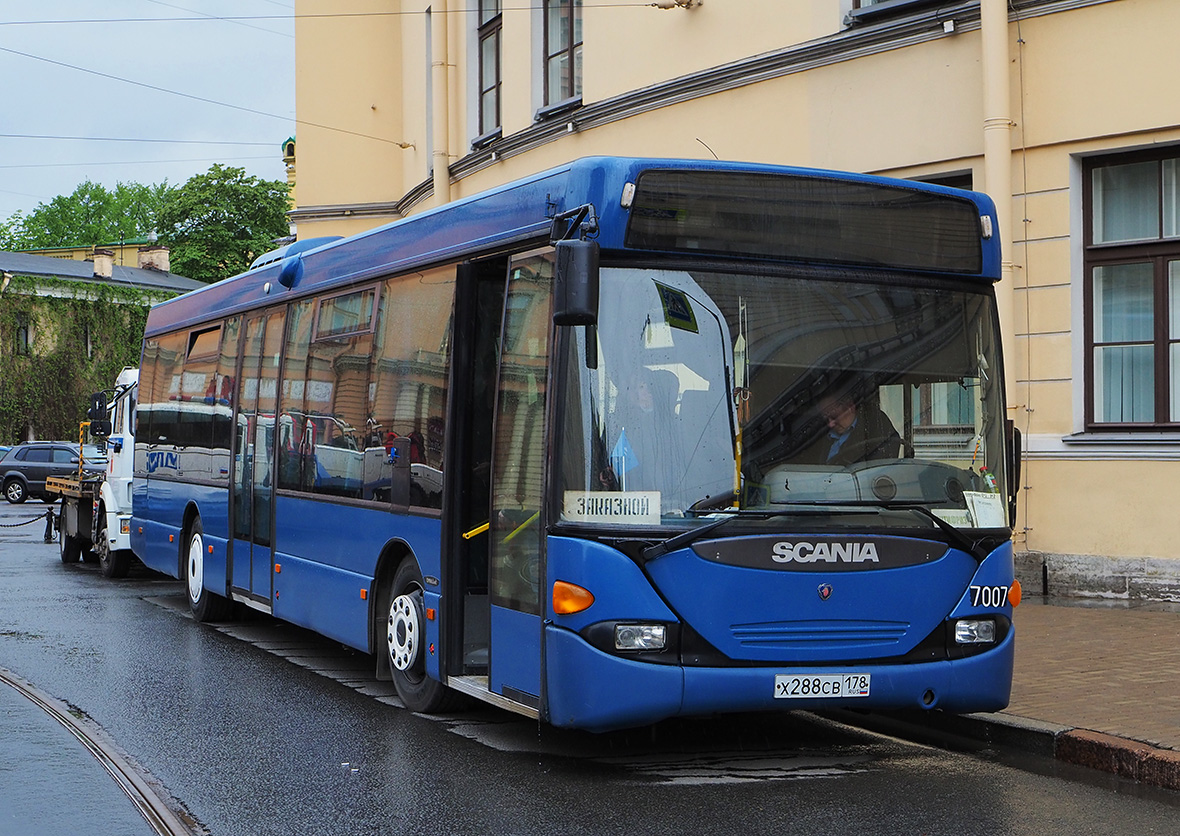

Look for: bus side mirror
[553,239,599,326]
[1006,422,1022,527]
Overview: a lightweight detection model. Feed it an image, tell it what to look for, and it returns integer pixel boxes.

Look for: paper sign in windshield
[964,491,1007,528]
[564,491,660,525]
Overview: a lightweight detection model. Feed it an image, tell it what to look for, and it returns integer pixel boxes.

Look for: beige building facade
[292,0,1180,601]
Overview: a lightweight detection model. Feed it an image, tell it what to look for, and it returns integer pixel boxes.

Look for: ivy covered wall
[0,274,155,444]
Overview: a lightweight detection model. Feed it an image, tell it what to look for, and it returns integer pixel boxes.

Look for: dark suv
[1,442,106,504]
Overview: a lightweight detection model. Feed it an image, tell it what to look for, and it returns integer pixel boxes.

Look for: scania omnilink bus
[132,157,1020,731]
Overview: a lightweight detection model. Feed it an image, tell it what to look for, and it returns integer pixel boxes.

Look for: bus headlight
[614,624,667,651]
[954,618,996,644]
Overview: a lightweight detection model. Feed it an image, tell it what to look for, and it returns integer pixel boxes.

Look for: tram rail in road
[0,666,200,836]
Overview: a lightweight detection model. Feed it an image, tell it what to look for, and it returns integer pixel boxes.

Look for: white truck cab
[95,367,138,576]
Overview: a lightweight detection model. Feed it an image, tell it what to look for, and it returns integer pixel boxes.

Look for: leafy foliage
[157,164,291,283]
[0,277,150,444]
[0,181,169,251]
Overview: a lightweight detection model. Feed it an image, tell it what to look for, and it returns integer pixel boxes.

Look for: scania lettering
[129,157,1021,732]
[772,541,880,564]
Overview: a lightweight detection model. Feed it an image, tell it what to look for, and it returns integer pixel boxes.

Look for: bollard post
[44,508,55,544]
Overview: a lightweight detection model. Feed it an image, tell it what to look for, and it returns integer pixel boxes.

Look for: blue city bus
[131,157,1021,732]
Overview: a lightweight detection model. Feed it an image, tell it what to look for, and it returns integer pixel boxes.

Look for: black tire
[59,530,81,564]
[385,559,459,713]
[4,478,27,504]
[185,517,233,622]
[96,517,131,579]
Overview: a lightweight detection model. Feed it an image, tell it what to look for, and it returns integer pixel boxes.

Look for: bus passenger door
[230,310,284,609]
[486,252,554,709]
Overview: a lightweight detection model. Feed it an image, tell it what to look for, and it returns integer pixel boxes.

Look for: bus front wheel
[386,559,455,713]
[186,518,232,622]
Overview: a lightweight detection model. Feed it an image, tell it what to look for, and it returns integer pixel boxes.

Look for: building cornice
[1025,432,1180,461]
[287,199,404,224]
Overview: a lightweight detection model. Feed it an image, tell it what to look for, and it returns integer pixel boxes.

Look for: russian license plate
[774,673,871,699]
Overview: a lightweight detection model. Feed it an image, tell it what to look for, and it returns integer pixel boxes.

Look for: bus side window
[368,266,456,510]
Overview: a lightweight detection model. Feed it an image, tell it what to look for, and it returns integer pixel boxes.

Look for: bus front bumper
[544,625,1014,733]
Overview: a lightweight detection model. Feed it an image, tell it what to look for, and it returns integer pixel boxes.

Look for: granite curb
[822,709,1180,792]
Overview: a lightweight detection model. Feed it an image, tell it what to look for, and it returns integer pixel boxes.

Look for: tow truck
[46,367,138,577]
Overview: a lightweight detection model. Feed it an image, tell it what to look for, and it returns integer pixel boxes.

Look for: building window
[15,315,31,355]
[478,0,502,138]
[848,0,953,24]
[1084,149,1180,427]
[543,0,582,107]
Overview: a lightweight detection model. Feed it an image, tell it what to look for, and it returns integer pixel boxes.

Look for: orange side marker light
[360,589,367,600]
[553,580,595,615]
[1008,579,1022,608]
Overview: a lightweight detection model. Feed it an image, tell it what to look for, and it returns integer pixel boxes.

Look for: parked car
[0,442,107,504]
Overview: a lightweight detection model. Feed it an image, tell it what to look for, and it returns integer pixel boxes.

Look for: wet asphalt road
[2,500,1179,836]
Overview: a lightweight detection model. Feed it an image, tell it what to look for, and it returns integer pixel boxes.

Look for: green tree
[157,164,290,283]
[0,180,170,251]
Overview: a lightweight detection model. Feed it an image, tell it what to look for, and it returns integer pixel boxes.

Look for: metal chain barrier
[0,508,57,542]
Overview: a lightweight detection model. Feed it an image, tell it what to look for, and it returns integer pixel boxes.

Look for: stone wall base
[1015,551,1180,603]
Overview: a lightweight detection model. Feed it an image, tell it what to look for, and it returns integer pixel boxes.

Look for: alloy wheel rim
[187,533,204,603]
[387,592,421,673]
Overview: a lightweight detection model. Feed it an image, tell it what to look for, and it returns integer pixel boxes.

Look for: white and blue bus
[131,157,1021,731]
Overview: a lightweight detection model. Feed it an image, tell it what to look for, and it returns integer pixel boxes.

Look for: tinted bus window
[210,317,240,481]
[277,300,315,492]
[368,266,456,510]
[143,331,187,445]
[301,292,376,499]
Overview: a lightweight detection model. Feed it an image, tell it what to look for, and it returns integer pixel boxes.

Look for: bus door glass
[487,251,554,705]
[231,309,285,604]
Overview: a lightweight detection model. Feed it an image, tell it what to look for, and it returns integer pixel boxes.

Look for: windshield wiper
[641,507,860,563]
[771,499,989,562]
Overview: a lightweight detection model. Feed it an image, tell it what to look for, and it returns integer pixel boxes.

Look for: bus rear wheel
[185,518,233,622]
[385,559,457,713]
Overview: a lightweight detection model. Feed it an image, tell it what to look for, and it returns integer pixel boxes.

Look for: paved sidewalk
[1007,598,1180,752]
[847,596,1180,792]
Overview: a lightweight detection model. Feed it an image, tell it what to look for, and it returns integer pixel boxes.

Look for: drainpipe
[981,0,1015,390]
[431,0,451,205]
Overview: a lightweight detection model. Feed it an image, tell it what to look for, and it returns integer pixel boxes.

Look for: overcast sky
[0,0,295,222]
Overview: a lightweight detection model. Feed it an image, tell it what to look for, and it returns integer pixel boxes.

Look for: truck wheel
[185,518,233,622]
[4,479,27,504]
[96,520,131,579]
[59,531,81,564]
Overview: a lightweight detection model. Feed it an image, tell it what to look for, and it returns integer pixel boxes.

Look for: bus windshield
[558,266,1007,532]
